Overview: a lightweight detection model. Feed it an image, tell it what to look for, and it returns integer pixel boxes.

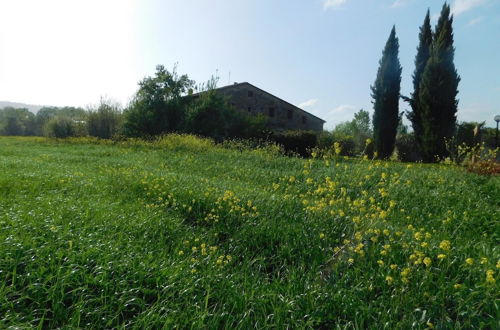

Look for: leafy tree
[3,117,23,135]
[0,107,36,135]
[123,65,194,137]
[44,117,77,138]
[418,3,460,162]
[186,89,232,141]
[35,106,86,135]
[404,10,432,153]
[185,77,267,141]
[371,26,402,159]
[87,98,123,139]
[331,109,372,154]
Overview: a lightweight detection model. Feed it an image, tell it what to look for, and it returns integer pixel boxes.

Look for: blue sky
[0,0,499,128]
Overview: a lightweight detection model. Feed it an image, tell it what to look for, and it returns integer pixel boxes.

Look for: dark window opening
[302,116,307,124]
[287,109,293,120]
[247,90,253,97]
[269,107,275,117]
[247,106,252,112]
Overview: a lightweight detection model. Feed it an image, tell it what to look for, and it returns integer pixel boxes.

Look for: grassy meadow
[0,136,498,328]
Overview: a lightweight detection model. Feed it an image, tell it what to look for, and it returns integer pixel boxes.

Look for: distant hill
[0,101,47,114]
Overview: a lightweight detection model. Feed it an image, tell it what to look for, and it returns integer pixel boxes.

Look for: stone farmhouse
[205,82,325,132]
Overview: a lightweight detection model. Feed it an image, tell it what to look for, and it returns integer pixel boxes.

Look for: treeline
[0,106,87,137]
[325,109,498,162]
[122,66,266,141]
[0,66,267,141]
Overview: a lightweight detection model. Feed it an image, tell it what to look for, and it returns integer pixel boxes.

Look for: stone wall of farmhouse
[216,83,324,132]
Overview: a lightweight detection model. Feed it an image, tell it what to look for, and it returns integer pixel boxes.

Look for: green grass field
[0,136,498,328]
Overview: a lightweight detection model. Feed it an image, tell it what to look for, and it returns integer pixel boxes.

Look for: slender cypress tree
[405,10,432,154]
[418,3,460,162]
[371,26,402,159]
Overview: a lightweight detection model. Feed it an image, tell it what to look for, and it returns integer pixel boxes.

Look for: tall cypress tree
[405,10,432,154]
[418,4,460,162]
[371,26,402,159]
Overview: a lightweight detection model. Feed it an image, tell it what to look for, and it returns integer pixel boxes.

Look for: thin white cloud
[323,0,347,10]
[467,16,483,26]
[320,104,360,129]
[298,98,318,108]
[329,104,356,114]
[451,0,487,16]
[391,0,411,8]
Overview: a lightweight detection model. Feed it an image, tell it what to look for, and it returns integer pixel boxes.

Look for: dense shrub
[317,131,335,149]
[329,133,356,156]
[185,90,233,141]
[44,117,84,138]
[271,130,318,157]
[395,133,421,162]
[87,100,123,139]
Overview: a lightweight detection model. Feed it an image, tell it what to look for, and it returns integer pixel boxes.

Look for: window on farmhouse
[302,116,307,124]
[247,90,253,97]
[269,107,275,117]
[287,109,293,120]
[247,106,252,112]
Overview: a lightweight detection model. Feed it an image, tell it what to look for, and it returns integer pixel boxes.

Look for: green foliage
[123,65,194,137]
[395,132,420,162]
[405,10,432,152]
[330,133,356,156]
[186,90,232,141]
[455,121,483,148]
[43,117,82,138]
[418,4,460,162]
[371,26,402,159]
[271,130,318,157]
[35,106,87,136]
[331,109,372,155]
[184,76,267,141]
[0,136,498,328]
[87,98,123,139]
[0,107,36,136]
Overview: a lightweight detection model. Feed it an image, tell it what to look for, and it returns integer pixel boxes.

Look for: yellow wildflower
[386,276,393,284]
[465,258,474,265]
[480,257,488,265]
[401,268,411,277]
[437,254,446,260]
[454,283,463,289]
[319,233,326,239]
[178,250,184,256]
[377,260,385,266]
[423,257,432,267]
[390,264,398,270]
[348,258,354,264]
[486,270,495,284]
[439,240,451,251]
